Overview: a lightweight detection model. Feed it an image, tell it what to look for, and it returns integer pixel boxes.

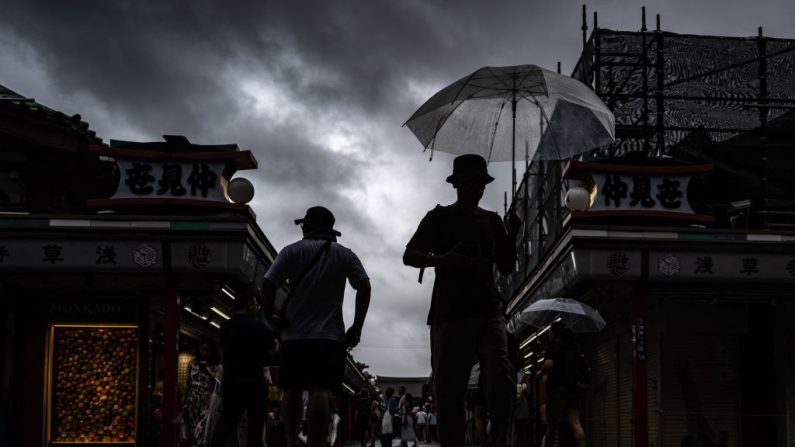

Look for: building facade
[501,22,795,447]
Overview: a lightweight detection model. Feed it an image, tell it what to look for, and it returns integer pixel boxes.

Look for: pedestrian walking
[541,322,586,447]
[401,394,417,447]
[404,154,520,447]
[511,373,533,447]
[369,400,382,447]
[354,390,372,447]
[427,406,437,444]
[262,206,372,447]
[416,405,428,443]
[210,296,277,447]
[381,403,395,447]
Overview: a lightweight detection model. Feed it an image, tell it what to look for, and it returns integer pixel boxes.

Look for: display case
[47,324,139,444]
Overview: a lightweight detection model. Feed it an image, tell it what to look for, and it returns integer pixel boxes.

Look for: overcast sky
[2,0,793,377]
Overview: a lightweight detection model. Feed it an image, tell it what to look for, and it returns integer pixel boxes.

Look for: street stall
[0,85,277,447]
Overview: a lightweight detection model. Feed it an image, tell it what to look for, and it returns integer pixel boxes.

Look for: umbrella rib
[402,69,481,126]
[486,97,511,163]
[522,92,564,160]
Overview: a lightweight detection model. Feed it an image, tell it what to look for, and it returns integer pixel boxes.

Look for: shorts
[279,339,347,391]
[545,387,582,423]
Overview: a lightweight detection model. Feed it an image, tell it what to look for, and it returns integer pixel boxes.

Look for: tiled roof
[0,84,102,143]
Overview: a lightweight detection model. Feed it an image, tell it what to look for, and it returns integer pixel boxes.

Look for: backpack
[566,349,591,390]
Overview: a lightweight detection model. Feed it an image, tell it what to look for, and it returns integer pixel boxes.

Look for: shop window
[48,325,138,444]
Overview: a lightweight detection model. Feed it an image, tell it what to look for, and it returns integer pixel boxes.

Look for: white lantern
[565,186,591,211]
[227,177,255,204]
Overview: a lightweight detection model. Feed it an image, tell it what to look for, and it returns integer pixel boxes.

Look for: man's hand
[345,326,363,348]
[436,241,476,268]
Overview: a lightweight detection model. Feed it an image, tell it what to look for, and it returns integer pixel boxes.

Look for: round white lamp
[565,185,591,211]
[227,177,255,204]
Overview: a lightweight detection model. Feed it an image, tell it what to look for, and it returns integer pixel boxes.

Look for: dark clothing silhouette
[407,204,511,325]
[210,314,275,447]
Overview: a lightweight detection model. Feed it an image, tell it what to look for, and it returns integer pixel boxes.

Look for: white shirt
[416,410,427,425]
[265,238,369,342]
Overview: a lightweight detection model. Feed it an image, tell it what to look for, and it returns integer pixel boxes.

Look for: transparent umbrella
[518,297,606,333]
[404,64,615,195]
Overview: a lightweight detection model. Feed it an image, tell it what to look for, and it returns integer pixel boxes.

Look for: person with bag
[262,206,371,447]
[381,404,394,447]
[400,394,417,447]
[369,399,382,447]
[540,322,587,447]
[403,154,520,447]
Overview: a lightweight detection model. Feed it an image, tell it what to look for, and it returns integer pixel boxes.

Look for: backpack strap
[280,240,332,317]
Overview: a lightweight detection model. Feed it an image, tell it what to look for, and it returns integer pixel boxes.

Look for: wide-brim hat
[294,206,341,237]
[445,154,494,185]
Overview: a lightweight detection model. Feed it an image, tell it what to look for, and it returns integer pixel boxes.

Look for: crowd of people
[173,154,588,447]
[353,386,440,447]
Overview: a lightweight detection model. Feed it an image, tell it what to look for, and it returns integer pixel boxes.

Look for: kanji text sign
[114,160,226,201]
[592,172,696,214]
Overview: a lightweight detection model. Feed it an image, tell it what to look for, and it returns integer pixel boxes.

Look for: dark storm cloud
[2,0,578,130]
[5,0,794,377]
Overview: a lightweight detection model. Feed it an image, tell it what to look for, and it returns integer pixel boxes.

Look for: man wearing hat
[262,206,371,447]
[403,154,519,447]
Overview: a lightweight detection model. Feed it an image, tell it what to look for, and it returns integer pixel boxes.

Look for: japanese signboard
[0,240,163,271]
[114,160,226,201]
[568,247,795,282]
[649,251,795,281]
[563,161,714,222]
[86,142,257,209]
[591,172,696,214]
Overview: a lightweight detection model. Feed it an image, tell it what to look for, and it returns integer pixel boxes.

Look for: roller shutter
[659,334,741,447]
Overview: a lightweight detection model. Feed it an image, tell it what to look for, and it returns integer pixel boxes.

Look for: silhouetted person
[541,322,585,447]
[404,154,519,447]
[262,206,371,447]
[210,296,276,447]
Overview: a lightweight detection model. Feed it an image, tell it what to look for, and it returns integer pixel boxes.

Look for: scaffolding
[499,9,795,300]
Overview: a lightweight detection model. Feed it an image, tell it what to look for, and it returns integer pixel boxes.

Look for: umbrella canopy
[404,64,615,163]
[518,297,606,333]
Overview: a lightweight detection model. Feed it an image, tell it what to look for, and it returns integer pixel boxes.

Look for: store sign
[571,247,795,282]
[170,241,247,273]
[649,251,795,281]
[563,161,714,222]
[114,159,226,201]
[48,298,138,322]
[0,238,262,284]
[634,316,647,362]
[0,240,163,271]
[572,249,643,279]
[592,172,695,214]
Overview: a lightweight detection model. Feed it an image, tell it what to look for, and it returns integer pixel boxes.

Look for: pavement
[342,441,441,447]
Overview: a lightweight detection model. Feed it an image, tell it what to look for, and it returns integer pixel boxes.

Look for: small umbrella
[404,64,615,194]
[518,298,606,333]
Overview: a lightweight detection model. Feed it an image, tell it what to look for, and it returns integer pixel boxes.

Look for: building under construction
[503,9,795,447]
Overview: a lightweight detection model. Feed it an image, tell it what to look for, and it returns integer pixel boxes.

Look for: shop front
[1,209,277,446]
[503,157,795,447]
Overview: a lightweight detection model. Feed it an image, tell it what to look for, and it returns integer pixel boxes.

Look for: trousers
[210,382,267,447]
[431,314,515,447]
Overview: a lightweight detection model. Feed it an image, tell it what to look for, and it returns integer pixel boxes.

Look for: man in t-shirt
[403,154,519,447]
[263,206,371,447]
